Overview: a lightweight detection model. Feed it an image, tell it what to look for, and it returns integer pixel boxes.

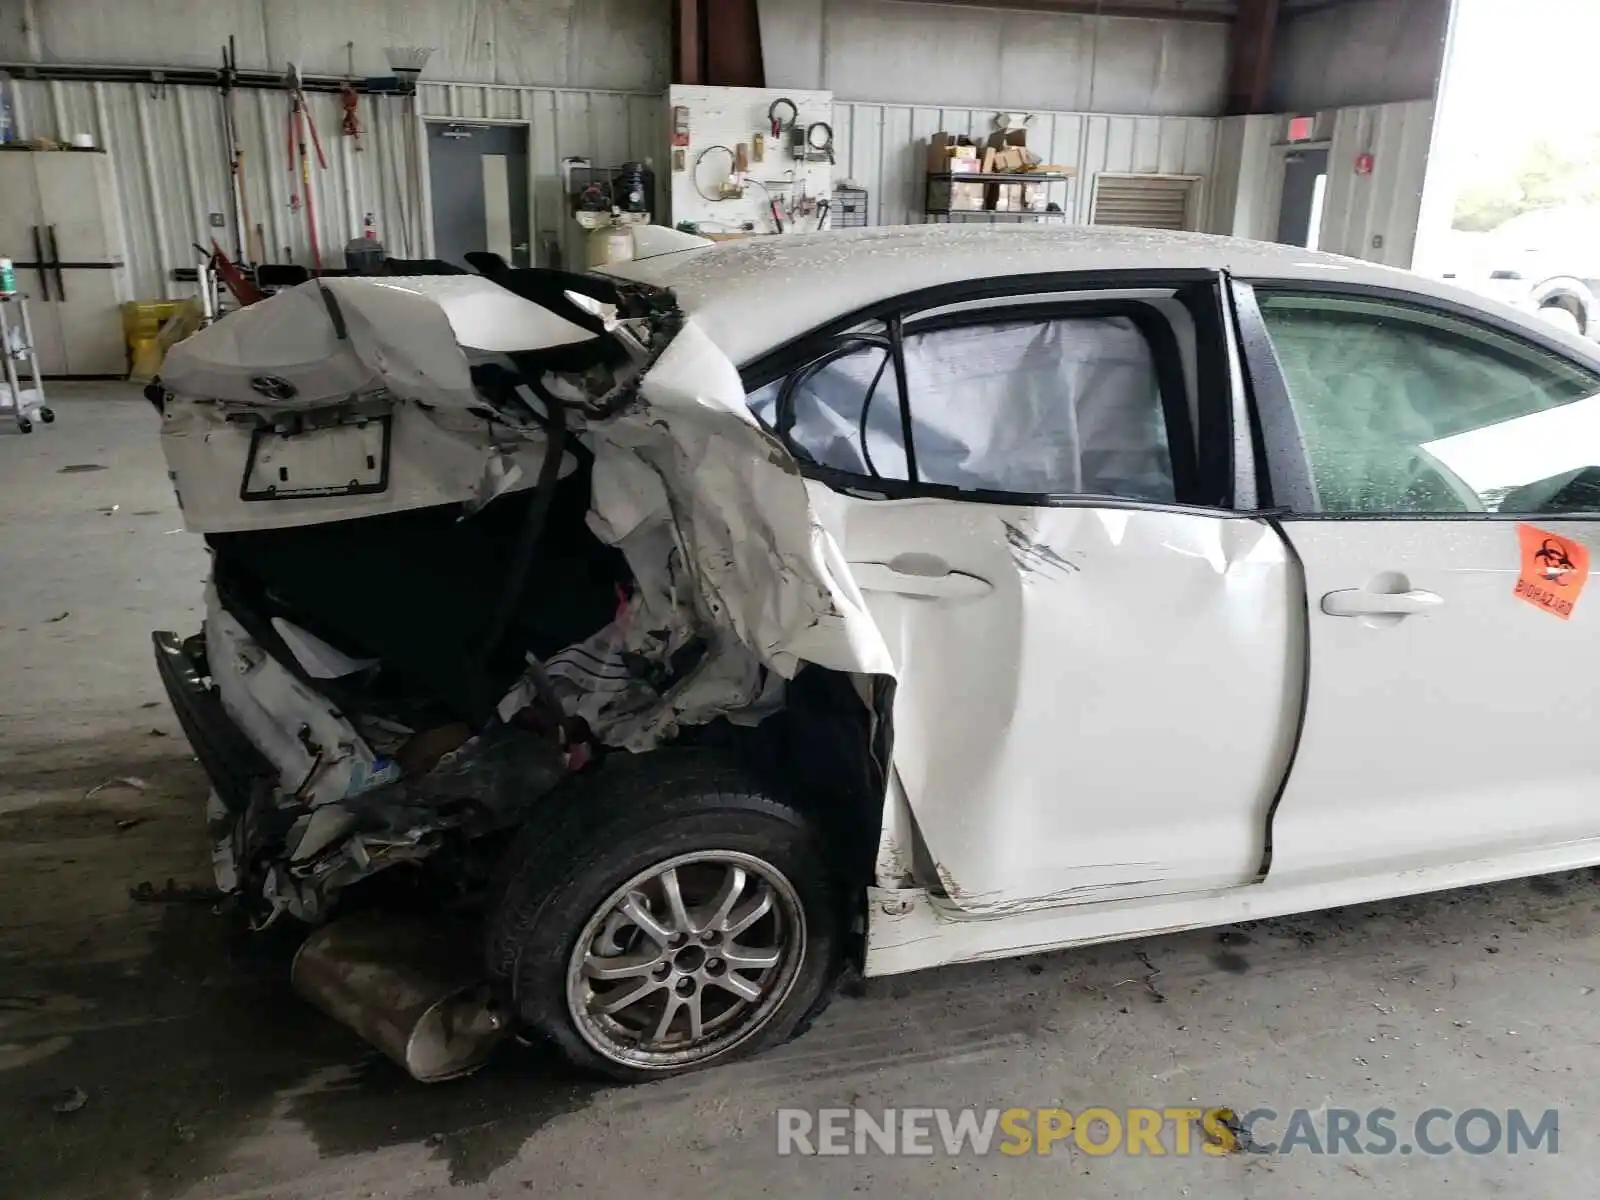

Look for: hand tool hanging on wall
[805,122,835,164]
[285,64,329,270]
[340,43,363,150]
[218,37,257,263]
[767,98,797,140]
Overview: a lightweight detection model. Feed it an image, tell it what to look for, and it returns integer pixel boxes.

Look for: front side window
[1257,291,1600,516]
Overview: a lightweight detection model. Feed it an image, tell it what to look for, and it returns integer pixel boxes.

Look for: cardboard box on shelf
[991,147,1030,173]
[928,180,986,211]
[993,182,1045,212]
[927,132,981,174]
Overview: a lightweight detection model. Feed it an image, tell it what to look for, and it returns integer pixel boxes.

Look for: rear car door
[1233,281,1600,881]
[747,278,1304,913]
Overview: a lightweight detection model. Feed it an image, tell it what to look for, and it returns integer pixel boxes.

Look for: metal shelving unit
[923,171,1074,222]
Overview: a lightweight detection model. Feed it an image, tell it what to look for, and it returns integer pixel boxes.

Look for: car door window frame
[742,269,1237,513]
[1231,276,1600,521]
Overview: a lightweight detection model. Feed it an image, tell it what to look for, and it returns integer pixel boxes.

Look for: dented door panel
[808,489,1307,913]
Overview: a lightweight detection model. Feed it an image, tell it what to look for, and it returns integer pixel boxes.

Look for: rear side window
[756,310,1183,503]
[752,342,909,480]
[899,316,1173,501]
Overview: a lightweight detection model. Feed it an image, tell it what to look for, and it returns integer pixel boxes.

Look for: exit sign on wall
[1287,116,1316,142]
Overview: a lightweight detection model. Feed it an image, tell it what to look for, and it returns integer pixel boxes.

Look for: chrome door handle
[1321,588,1443,617]
[851,555,993,599]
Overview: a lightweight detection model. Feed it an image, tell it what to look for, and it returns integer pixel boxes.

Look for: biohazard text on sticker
[1514,524,1590,620]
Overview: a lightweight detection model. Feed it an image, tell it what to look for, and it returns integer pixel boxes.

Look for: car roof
[609,223,1472,366]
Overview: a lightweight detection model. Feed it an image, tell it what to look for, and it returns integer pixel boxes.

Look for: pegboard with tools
[666,85,837,237]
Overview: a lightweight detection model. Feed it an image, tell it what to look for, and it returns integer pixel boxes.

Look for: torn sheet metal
[160,275,590,407]
[494,317,895,752]
[158,278,582,533]
[164,279,901,923]
[205,584,399,810]
[593,318,896,683]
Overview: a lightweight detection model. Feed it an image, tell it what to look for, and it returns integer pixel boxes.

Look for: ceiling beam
[673,0,765,87]
[879,0,1235,22]
[673,0,703,85]
[703,0,766,88]
[1225,0,1280,114]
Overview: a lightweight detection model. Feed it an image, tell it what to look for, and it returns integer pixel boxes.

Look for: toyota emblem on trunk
[250,375,298,401]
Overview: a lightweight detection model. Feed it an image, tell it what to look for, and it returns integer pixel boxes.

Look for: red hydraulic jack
[285,64,329,270]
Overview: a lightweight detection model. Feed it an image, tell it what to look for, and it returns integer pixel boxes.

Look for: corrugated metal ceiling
[876,0,1359,16]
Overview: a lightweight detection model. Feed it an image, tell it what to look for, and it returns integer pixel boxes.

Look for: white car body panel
[159,276,585,533]
[160,394,575,533]
[866,833,1600,975]
[608,224,1600,367]
[809,490,1304,912]
[159,226,1600,973]
[1267,518,1600,880]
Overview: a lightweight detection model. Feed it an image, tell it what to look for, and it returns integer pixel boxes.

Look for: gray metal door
[427,123,531,268]
[1275,147,1329,249]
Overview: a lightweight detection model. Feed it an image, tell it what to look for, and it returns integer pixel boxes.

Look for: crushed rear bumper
[152,630,273,813]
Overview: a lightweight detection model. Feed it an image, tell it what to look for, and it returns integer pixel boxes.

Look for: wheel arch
[1531,276,1598,335]
[645,664,899,979]
[703,665,897,911]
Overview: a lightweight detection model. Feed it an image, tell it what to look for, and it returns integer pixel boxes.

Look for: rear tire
[1539,299,1584,337]
[485,749,845,1081]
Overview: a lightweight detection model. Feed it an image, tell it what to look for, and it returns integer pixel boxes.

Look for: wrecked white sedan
[153,225,1600,1081]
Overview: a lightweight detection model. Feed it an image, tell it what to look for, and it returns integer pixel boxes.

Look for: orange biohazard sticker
[1514,524,1590,620]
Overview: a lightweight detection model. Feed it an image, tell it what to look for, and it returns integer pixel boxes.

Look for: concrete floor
[3,388,1599,1200]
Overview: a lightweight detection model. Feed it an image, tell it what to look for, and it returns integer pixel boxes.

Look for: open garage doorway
[1417,0,1600,338]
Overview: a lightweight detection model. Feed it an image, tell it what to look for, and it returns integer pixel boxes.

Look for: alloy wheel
[564,850,807,1070]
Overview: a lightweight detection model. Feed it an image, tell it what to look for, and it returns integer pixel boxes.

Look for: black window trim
[745,268,1236,514]
[1231,276,1600,522]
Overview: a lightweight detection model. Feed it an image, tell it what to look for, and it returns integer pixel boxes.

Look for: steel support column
[673,0,703,85]
[1226,0,1281,115]
[673,0,764,87]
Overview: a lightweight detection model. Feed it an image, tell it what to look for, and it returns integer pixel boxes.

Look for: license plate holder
[240,416,392,501]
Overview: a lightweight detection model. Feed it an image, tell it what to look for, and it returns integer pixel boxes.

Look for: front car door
[1233,279,1600,882]
[745,275,1303,913]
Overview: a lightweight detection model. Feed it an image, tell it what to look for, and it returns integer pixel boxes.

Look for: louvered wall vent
[1090,173,1202,231]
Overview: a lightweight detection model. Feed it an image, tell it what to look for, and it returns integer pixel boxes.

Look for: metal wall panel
[11,72,1223,300]
[1319,100,1436,269]
[833,102,1218,228]
[0,0,670,90]
[9,78,662,298]
[417,83,666,271]
[760,0,1229,116]
[1205,100,1437,268]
